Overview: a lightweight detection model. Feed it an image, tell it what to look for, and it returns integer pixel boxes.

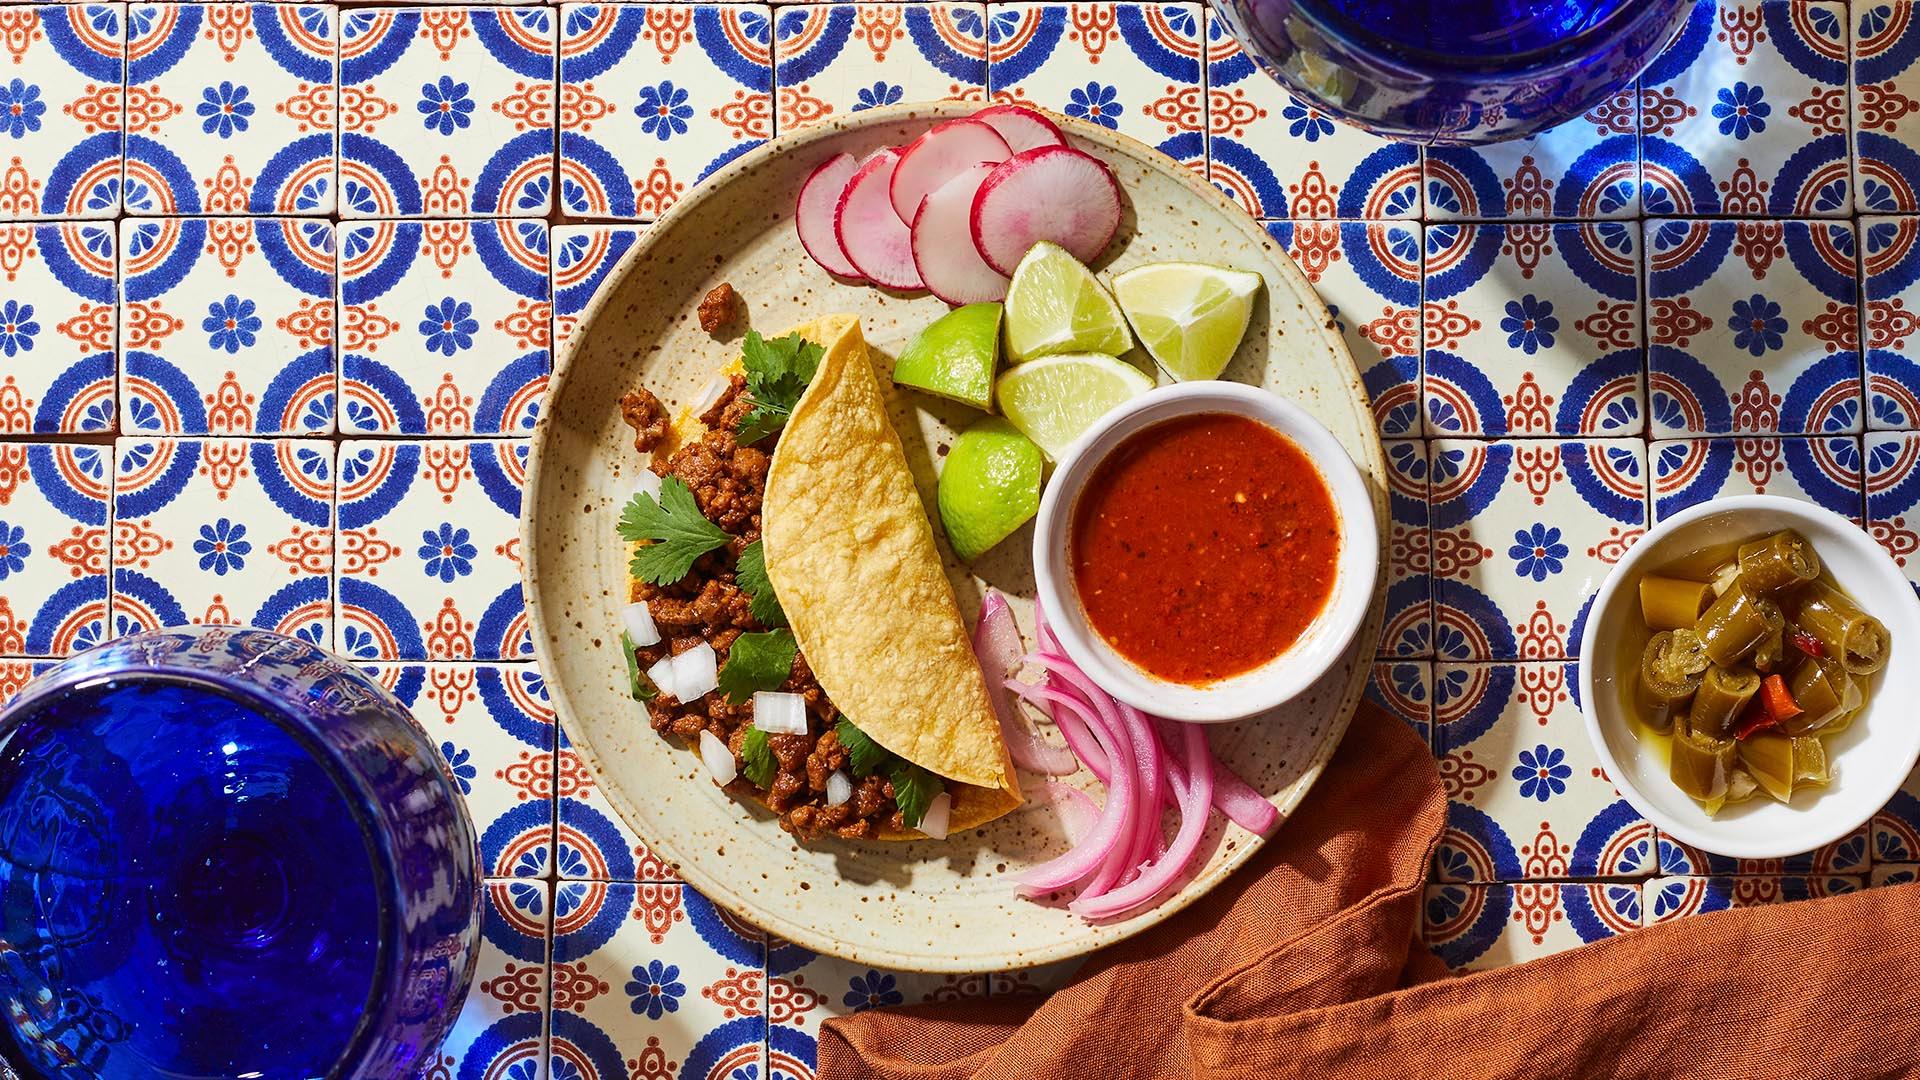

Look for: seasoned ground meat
[697,282,740,333]
[621,378,902,840]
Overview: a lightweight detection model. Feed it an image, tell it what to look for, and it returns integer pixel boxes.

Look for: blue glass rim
[1286,0,1682,74]
[0,666,406,1076]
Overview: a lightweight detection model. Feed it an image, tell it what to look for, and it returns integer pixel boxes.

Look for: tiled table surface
[3,0,1920,1074]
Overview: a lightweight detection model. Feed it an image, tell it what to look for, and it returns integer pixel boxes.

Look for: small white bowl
[1031,381,1378,724]
[1579,495,1920,859]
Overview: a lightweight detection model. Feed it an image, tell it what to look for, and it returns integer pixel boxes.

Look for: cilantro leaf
[887,761,945,830]
[735,540,787,628]
[734,331,824,444]
[741,728,775,788]
[717,629,797,704]
[834,719,891,777]
[618,476,730,585]
[620,632,656,702]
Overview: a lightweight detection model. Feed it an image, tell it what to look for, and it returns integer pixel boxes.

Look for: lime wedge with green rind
[1003,242,1132,361]
[1111,262,1263,381]
[995,352,1154,461]
[893,302,1002,410]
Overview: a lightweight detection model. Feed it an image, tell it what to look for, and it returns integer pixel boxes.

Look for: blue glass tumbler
[0,626,480,1079]
[1207,0,1696,143]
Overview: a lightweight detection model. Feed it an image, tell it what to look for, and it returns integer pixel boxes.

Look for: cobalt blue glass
[0,627,480,1079]
[1207,0,1696,144]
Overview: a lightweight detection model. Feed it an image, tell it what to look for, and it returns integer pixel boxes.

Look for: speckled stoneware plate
[522,100,1388,972]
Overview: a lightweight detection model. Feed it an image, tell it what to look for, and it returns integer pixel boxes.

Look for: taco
[616,314,1021,841]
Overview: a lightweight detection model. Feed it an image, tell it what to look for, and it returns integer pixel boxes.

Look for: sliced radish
[911,163,1010,306]
[834,147,924,291]
[796,153,865,281]
[890,118,1012,224]
[971,146,1123,276]
[971,104,1067,153]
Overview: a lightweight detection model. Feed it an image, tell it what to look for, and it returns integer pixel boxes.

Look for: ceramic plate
[522,101,1388,972]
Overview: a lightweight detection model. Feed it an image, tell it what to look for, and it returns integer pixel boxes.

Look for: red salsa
[1069,412,1340,685]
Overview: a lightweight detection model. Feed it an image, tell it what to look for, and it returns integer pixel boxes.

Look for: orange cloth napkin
[820,702,1920,1080]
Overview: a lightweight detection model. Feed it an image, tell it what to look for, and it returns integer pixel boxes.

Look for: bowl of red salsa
[1032,382,1379,723]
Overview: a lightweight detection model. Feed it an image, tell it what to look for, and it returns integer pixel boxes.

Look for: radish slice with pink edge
[833,146,924,291]
[795,152,865,281]
[971,145,1123,276]
[970,104,1067,153]
[889,118,1012,224]
[911,162,1011,306]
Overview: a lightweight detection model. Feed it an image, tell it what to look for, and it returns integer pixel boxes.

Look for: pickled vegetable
[1636,630,1707,732]
[1672,721,1736,806]
[1691,665,1761,738]
[1790,580,1890,676]
[1735,530,1821,594]
[1753,626,1785,673]
[1741,732,1795,803]
[1696,584,1785,667]
[1783,656,1857,735]
[1791,735,1830,787]
[1640,576,1715,630]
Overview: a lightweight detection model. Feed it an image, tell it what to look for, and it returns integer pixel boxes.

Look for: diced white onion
[693,377,729,416]
[752,691,808,735]
[622,601,661,648]
[645,655,680,700]
[698,730,736,785]
[671,641,718,701]
[918,792,952,840]
[825,770,853,807]
[629,469,663,503]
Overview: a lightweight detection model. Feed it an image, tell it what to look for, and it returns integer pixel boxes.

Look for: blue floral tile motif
[0,223,115,434]
[1378,439,1430,658]
[1855,3,1920,213]
[1275,221,1422,438]
[552,225,643,357]
[774,4,988,133]
[1646,875,1861,924]
[0,444,108,657]
[1366,662,1431,745]
[1863,215,1920,429]
[1867,432,1920,601]
[1424,106,1639,220]
[626,959,687,1020]
[1655,436,1863,525]
[0,7,123,219]
[341,8,555,217]
[126,5,336,215]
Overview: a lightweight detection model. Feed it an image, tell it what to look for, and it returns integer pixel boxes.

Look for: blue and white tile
[988,4,1207,180]
[1866,432,1920,598]
[0,442,108,656]
[1429,439,1646,662]
[1646,219,1862,437]
[338,219,548,436]
[1861,215,1920,429]
[1852,1,1920,214]
[1367,661,1430,746]
[556,711,680,885]
[774,3,990,129]
[0,5,124,219]
[0,222,115,434]
[558,4,772,221]
[126,4,336,214]
[1424,92,1639,220]
[1378,439,1430,659]
[769,945,986,1077]
[1638,0,1851,218]
[335,439,527,662]
[1871,863,1919,886]
[551,882,767,1080]
[0,660,54,704]
[1653,436,1865,524]
[340,8,555,217]
[1644,874,1861,923]
[110,438,334,642]
[1421,223,1642,438]
[421,882,550,1080]
[1202,8,1415,220]
[1658,828,1869,878]
[120,217,335,435]
[552,224,642,356]
[1423,880,1633,975]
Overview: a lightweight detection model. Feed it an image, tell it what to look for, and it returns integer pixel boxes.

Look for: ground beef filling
[622,377,903,840]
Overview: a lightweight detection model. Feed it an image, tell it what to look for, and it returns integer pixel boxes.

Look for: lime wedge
[1003,241,1132,361]
[893,302,1002,410]
[938,418,1044,561]
[996,353,1154,460]
[1111,262,1263,381]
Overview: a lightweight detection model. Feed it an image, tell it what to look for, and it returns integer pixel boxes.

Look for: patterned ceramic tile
[0,660,53,704]
[334,439,527,662]
[1421,223,1643,438]
[1423,880,1634,974]
[1853,1,1920,214]
[1871,863,1918,887]
[0,442,109,656]
[774,3,989,128]
[769,946,987,1076]
[1431,661,1654,884]
[0,222,116,434]
[1428,439,1647,662]
[1266,220,1422,439]
[1866,431,1920,597]
[1366,660,1430,746]
[1644,873,1862,923]
[1652,435,1864,524]
[1424,94,1639,221]
[126,4,336,215]
[1646,219,1862,437]
[1201,9,1416,220]
[420,882,550,1080]
[556,706,681,885]
[120,217,335,435]
[0,5,124,219]
[110,437,334,642]
[339,7,556,217]
[1873,757,1920,863]
[550,882,768,1080]
[1637,0,1852,219]
[557,4,772,221]
[1378,438,1430,660]
[552,223,641,355]
[1658,828,1870,878]
[337,218,549,436]
[1861,215,1920,429]
[987,4,1206,178]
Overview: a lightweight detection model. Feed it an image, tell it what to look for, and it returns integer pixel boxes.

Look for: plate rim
[522,100,1389,971]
